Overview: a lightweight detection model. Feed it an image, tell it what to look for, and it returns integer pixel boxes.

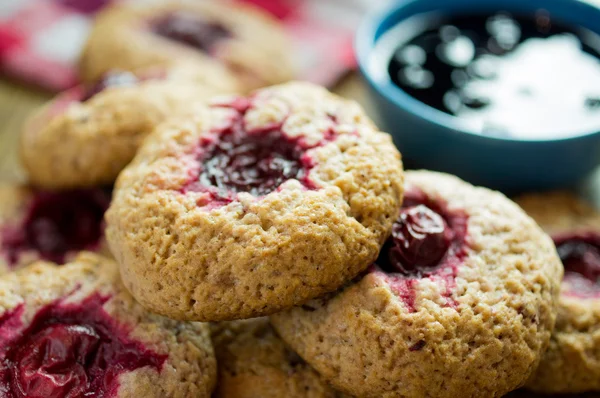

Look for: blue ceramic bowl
[356,0,600,193]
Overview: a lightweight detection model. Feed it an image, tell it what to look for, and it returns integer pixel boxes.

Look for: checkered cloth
[0,0,384,92]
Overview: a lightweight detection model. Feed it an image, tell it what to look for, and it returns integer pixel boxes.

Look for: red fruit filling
[0,293,166,398]
[376,191,469,311]
[182,99,328,205]
[81,71,140,102]
[1,189,111,266]
[384,205,454,276]
[152,12,231,53]
[553,231,600,298]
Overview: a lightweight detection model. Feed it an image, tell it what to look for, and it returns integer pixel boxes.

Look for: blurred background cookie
[79,0,294,93]
[0,252,216,397]
[516,192,600,394]
[211,317,346,398]
[0,184,111,274]
[21,65,231,189]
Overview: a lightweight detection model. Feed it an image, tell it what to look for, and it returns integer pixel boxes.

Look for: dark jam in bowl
[384,11,600,139]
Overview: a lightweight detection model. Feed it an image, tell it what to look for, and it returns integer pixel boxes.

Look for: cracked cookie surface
[106,82,404,321]
[271,170,562,398]
[0,252,216,398]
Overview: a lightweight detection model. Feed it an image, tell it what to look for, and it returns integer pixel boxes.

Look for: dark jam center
[199,129,305,198]
[377,192,468,278]
[1,189,110,265]
[0,294,166,398]
[387,11,600,137]
[375,193,469,312]
[152,12,231,52]
[14,324,100,398]
[554,233,600,292]
[380,204,453,276]
[81,71,139,102]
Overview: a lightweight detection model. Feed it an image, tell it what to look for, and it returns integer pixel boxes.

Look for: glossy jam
[553,231,600,298]
[152,12,231,53]
[385,11,600,138]
[1,189,110,266]
[182,99,321,205]
[377,191,469,311]
[0,294,166,398]
[198,129,305,198]
[384,205,453,276]
[82,71,139,102]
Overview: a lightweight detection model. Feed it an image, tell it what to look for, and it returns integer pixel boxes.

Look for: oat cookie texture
[106,82,404,321]
[21,65,231,189]
[0,252,217,397]
[271,170,563,398]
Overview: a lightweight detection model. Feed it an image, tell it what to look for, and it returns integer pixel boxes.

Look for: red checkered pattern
[0,0,384,92]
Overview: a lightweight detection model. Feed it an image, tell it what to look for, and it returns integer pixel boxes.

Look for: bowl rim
[355,0,600,143]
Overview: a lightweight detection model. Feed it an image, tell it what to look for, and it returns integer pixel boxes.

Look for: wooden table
[1,74,599,207]
[0,78,49,183]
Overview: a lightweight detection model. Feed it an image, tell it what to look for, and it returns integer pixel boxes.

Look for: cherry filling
[81,71,140,102]
[0,294,166,398]
[198,130,306,197]
[553,231,600,298]
[1,189,111,266]
[152,12,231,53]
[182,100,319,205]
[376,191,469,311]
[384,205,454,276]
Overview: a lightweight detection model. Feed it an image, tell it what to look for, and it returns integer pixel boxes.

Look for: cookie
[515,192,600,393]
[271,170,563,398]
[80,0,294,93]
[211,318,345,398]
[21,66,230,189]
[505,390,597,397]
[106,81,405,321]
[0,252,216,398]
[0,184,111,274]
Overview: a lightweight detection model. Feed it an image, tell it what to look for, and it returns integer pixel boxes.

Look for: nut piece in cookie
[0,252,216,398]
[0,184,111,274]
[21,65,231,189]
[211,318,345,398]
[516,191,600,394]
[106,82,405,321]
[79,0,294,92]
[271,170,563,398]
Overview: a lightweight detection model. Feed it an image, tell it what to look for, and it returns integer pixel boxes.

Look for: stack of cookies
[0,1,598,397]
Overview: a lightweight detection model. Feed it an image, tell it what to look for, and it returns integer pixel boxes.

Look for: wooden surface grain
[0,78,50,183]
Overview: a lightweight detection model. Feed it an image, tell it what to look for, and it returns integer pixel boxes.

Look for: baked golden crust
[211,318,345,397]
[21,66,229,189]
[516,191,600,393]
[271,171,563,398]
[106,82,404,321]
[0,252,216,397]
[80,0,294,92]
